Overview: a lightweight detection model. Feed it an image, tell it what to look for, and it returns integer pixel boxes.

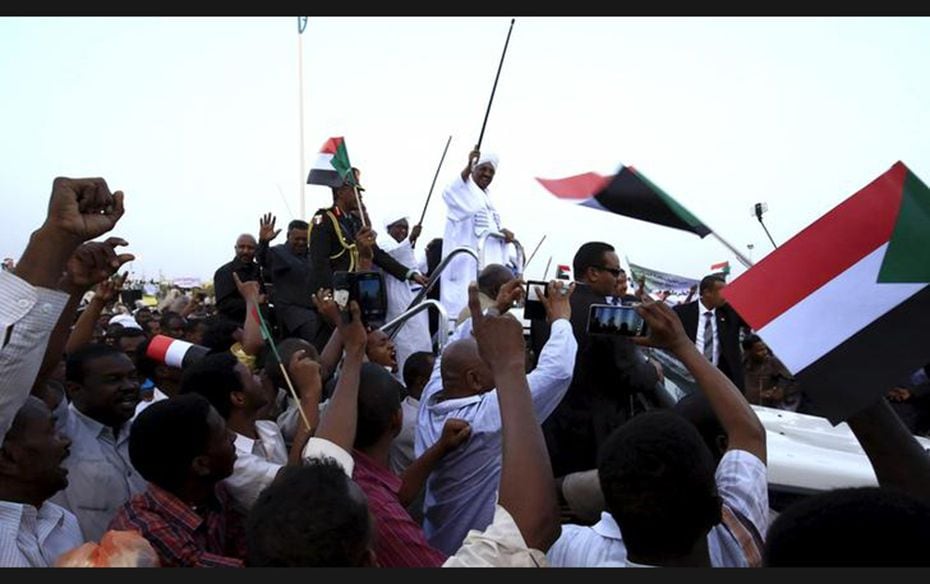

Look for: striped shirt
[0,270,69,447]
[0,501,83,567]
[108,483,245,567]
[352,449,447,567]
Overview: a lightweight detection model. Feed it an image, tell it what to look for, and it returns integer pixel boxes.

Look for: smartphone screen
[523,280,548,321]
[355,272,386,325]
[586,303,647,337]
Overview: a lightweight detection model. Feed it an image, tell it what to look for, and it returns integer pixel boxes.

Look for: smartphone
[523,280,549,321]
[586,303,647,337]
[333,270,387,327]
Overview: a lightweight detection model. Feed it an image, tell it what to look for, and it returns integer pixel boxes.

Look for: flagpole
[298,17,308,219]
[709,231,754,269]
[413,135,453,248]
[524,234,546,268]
[542,255,552,280]
[475,18,515,153]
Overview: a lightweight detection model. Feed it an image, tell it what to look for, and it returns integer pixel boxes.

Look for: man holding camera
[530,242,661,479]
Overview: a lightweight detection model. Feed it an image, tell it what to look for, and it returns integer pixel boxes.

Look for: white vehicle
[649,347,930,510]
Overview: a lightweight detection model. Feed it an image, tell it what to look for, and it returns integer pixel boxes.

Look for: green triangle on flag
[878,168,930,284]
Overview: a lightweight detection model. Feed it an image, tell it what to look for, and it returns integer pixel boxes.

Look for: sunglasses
[595,266,623,277]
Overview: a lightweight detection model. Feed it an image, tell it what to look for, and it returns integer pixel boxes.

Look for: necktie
[703,311,714,362]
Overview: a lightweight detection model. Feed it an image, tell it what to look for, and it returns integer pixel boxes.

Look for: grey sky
[2,17,928,283]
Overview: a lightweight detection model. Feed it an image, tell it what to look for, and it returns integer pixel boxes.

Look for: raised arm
[634,299,766,464]
[255,213,280,273]
[846,397,930,503]
[313,301,367,452]
[233,272,264,356]
[284,349,323,464]
[461,149,479,183]
[2,177,125,444]
[313,290,345,381]
[469,283,561,552]
[398,418,470,507]
[45,240,131,380]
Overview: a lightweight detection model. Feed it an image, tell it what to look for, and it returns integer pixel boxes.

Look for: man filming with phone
[530,242,662,479]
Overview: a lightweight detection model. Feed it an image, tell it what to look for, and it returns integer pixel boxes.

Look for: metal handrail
[477,231,525,276]
[379,299,451,352]
[405,246,480,312]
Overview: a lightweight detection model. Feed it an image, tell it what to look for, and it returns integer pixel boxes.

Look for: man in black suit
[256,214,325,347]
[673,273,749,392]
[213,233,263,324]
[531,241,661,478]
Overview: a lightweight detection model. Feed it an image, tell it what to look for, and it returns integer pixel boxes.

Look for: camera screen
[358,277,382,310]
[588,304,646,336]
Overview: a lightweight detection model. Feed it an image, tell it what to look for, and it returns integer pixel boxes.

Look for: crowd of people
[2,150,930,568]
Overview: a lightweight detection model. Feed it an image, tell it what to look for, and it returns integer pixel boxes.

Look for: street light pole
[297,17,308,219]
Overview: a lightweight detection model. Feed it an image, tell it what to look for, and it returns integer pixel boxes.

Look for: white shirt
[415,317,577,555]
[380,238,431,377]
[0,270,70,447]
[389,395,420,475]
[694,303,719,365]
[546,449,769,567]
[300,437,546,568]
[133,387,168,417]
[51,403,147,542]
[0,500,83,567]
[439,175,508,319]
[225,420,289,512]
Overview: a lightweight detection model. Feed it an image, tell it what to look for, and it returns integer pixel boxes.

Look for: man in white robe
[439,150,516,319]
[379,215,433,377]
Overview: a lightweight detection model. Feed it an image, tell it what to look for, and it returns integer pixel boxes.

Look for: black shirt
[213,259,262,323]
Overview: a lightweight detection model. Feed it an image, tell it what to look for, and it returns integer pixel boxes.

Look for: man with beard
[214,234,262,324]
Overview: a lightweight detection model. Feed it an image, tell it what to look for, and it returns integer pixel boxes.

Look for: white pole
[297,20,307,220]
[709,231,754,269]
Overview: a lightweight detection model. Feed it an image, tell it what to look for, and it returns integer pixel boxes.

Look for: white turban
[475,152,499,170]
[383,214,410,231]
[109,314,142,330]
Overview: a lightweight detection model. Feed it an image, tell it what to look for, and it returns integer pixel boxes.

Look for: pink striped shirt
[351,449,446,567]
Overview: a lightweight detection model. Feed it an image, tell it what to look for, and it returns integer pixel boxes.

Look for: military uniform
[308,205,417,295]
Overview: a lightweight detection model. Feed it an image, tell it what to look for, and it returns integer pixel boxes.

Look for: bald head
[478,264,513,300]
[440,338,494,398]
[235,234,257,264]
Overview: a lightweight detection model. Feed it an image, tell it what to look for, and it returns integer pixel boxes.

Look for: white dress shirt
[415,317,578,555]
[0,270,70,447]
[0,500,83,567]
[389,395,420,475]
[224,420,289,512]
[51,403,147,542]
[694,303,719,365]
[546,449,769,567]
[133,387,168,418]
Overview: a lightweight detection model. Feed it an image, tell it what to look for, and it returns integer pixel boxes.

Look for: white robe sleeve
[443,176,483,222]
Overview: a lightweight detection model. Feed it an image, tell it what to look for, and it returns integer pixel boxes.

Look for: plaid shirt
[109,483,246,567]
[352,450,447,567]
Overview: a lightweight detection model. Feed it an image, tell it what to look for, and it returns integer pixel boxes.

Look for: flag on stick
[536,166,711,237]
[724,161,930,423]
[307,136,356,188]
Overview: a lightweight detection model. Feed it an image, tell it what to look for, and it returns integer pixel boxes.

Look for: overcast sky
[2,17,929,284]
